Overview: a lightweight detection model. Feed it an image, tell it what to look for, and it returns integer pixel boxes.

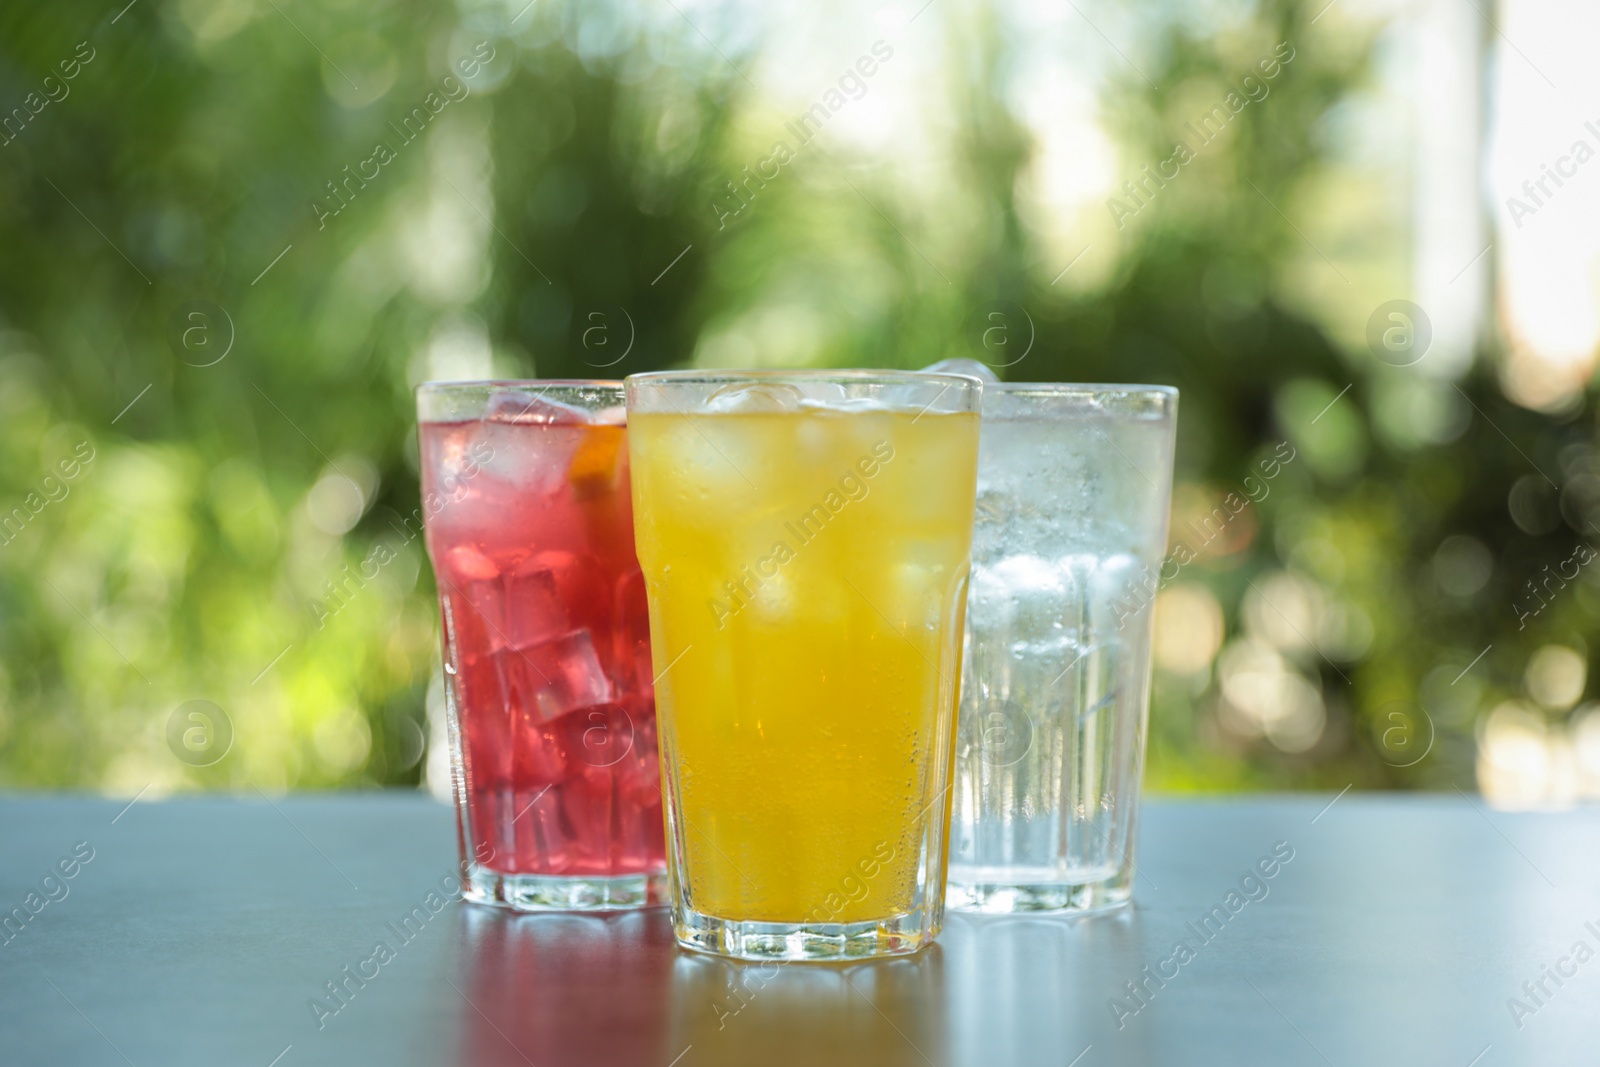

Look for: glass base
[946,874,1132,915]
[673,906,939,961]
[461,860,667,912]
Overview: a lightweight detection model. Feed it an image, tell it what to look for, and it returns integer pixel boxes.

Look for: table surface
[2,794,1595,1067]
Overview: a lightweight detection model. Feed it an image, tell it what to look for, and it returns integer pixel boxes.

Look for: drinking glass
[417,381,665,910]
[625,370,981,960]
[947,383,1177,913]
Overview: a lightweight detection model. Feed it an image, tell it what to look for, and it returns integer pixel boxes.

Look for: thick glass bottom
[674,906,939,961]
[461,860,667,912]
[946,870,1132,915]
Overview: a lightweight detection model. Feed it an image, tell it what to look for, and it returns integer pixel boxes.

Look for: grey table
[2,794,1595,1066]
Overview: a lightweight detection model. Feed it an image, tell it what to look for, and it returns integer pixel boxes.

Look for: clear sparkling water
[948,395,1174,911]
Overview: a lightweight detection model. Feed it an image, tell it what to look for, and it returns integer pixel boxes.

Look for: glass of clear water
[947,382,1177,913]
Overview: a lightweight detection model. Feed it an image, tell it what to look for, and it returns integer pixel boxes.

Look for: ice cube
[453,658,511,787]
[615,717,664,866]
[443,587,507,679]
[616,802,664,871]
[922,357,1000,383]
[443,578,506,653]
[511,783,569,872]
[446,544,501,582]
[615,705,660,805]
[798,395,889,413]
[612,569,653,691]
[462,393,594,496]
[704,381,805,413]
[423,421,490,495]
[530,550,608,632]
[968,553,1078,642]
[465,791,513,871]
[487,388,590,424]
[465,421,584,498]
[563,701,635,769]
[501,563,568,649]
[559,763,616,871]
[512,717,569,786]
[496,629,615,724]
[446,563,566,654]
[746,567,803,626]
[885,557,955,632]
[452,551,605,658]
[788,380,891,413]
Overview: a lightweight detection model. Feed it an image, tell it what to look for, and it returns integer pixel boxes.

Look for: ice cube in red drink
[496,629,614,725]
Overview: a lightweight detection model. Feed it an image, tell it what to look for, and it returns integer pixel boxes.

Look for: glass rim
[981,382,1177,420]
[415,379,625,423]
[984,382,1177,398]
[415,378,623,396]
[624,368,984,387]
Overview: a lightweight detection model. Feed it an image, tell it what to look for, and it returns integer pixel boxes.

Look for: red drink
[418,382,665,910]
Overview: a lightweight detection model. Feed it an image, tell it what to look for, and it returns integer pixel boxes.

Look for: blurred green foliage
[0,0,1591,797]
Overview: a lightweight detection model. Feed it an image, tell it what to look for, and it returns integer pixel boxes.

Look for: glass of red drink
[417,381,665,910]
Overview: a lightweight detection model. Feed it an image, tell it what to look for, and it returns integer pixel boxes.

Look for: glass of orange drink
[625,370,980,960]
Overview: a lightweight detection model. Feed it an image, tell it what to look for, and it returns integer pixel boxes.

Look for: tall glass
[947,384,1177,913]
[625,371,981,960]
[417,381,665,910]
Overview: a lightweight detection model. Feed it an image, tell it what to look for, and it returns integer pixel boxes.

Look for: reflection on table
[452,906,949,1067]
[454,907,676,1067]
[449,902,1153,1067]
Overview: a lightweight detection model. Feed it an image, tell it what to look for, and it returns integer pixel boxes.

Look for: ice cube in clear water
[968,553,1078,651]
[1086,552,1145,630]
[704,381,805,413]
